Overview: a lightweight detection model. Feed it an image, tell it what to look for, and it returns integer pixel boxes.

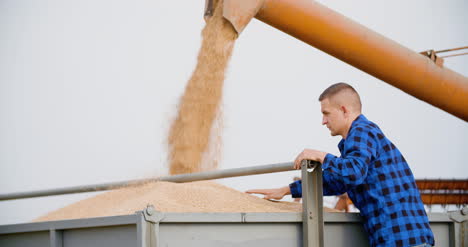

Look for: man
[247,83,434,247]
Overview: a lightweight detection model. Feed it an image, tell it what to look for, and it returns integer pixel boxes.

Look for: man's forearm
[280,185,291,196]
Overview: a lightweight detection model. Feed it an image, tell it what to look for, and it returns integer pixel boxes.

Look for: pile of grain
[167,0,237,175]
[35,181,332,222]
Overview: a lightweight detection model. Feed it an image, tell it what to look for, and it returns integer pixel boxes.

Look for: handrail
[0,162,302,201]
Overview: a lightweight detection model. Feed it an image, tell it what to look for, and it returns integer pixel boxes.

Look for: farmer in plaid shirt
[247,83,434,247]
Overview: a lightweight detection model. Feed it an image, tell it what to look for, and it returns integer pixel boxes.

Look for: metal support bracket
[141,205,164,247]
[448,207,468,246]
[419,49,444,67]
[143,205,165,223]
[301,159,324,247]
[449,207,468,223]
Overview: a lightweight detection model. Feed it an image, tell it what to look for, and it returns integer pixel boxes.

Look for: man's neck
[341,113,361,139]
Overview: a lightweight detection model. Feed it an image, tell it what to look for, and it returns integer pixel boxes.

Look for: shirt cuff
[322,153,336,170]
[289,180,302,198]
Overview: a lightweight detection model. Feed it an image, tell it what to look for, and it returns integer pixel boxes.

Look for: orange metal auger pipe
[251,0,468,121]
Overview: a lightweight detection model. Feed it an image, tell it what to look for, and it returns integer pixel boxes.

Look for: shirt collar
[337,114,367,152]
[351,114,367,127]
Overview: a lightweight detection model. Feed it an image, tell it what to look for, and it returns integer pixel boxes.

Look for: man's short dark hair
[318,82,359,101]
[319,82,362,111]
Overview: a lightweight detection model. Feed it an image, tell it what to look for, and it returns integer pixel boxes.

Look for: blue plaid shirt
[290,115,434,247]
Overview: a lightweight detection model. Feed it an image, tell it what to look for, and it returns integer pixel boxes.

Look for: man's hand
[293,149,327,169]
[245,186,291,200]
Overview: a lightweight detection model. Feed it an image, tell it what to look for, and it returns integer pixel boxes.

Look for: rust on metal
[204,0,214,20]
[416,179,468,190]
[416,179,468,205]
[420,194,468,205]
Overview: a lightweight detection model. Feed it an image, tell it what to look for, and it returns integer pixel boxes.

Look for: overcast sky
[0,0,467,225]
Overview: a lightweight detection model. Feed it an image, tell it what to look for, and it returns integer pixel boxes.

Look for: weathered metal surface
[416,179,468,190]
[204,0,214,19]
[420,193,468,205]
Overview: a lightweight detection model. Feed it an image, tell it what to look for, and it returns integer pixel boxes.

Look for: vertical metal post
[49,229,63,247]
[462,221,467,247]
[142,205,164,247]
[301,159,324,247]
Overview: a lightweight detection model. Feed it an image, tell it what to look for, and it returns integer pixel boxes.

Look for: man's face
[320,98,346,136]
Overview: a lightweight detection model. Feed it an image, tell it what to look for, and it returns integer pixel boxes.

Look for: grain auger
[205,0,468,121]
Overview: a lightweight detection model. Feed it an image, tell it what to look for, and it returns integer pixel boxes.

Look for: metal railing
[0,162,295,201]
[0,160,324,247]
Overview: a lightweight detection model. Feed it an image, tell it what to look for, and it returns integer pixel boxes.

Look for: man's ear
[341,105,348,115]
